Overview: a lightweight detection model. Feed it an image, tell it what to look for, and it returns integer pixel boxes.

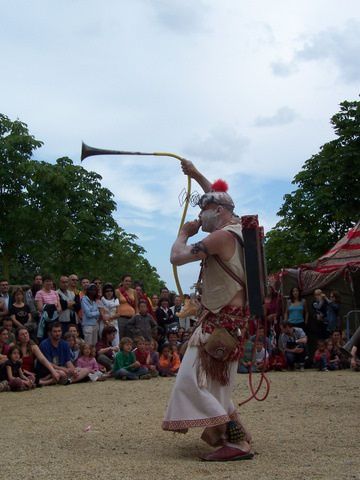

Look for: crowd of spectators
[0,275,357,393]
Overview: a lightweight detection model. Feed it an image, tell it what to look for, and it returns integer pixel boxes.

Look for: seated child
[67,324,85,346]
[326,339,339,371]
[2,318,16,344]
[0,345,34,391]
[113,337,150,380]
[133,336,148,368]
[64,332,80,364]
[145,339,159,376]
[76,343,106,381]
[254,340,269,372]
[313,340,330,371]
[238,337,255,374]
[269,347,286,371]
[158,343,180,377]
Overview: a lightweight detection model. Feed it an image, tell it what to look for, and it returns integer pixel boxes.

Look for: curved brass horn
[80,141,192,299]
[81,142,154,161]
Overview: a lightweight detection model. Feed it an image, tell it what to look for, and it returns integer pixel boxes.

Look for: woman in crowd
[95,325,119,371]
[284,287,308,329]
[116,275,138,339]
[81,284,100,347]
[16,327,60,386]
[10,288,32,329]
[35,275,61,338]
[35,275,61,315]
[0,327,11,364]
[99,283,120,345]
[151,294,159,311]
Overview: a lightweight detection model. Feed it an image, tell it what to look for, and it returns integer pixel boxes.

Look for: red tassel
[211,179,228,192]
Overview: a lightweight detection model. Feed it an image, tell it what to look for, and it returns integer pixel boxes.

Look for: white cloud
[271,20,360,83]
[254,107,298,127]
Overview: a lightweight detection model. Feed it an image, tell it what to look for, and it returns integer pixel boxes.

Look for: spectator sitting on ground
[269,347,286,371]
[331,330,349,369]
[67,324,85,346]
[2,318,15,344]
[313,340,330,371]
[64,332,80,363]
[167,331,181,348]
[95,325,119,372]
[112,337,150,380]
[349,326,360,372]
[17,327,60,386]
[0,327,11,364]
[0,345,34,391]
[134,336,158,377]
[250,326,272,354]
[279,322,307,371]
[38,322,90,385]
[145,339,159,375]
[158,343,180,377]
[76,343,106,381]
[326,339,340,370]
[254,340,269,372]
[127,299,157,341]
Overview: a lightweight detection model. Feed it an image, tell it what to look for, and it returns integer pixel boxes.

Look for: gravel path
[1,370,359,480]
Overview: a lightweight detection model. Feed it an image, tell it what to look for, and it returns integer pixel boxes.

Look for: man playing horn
[162,160,253,462]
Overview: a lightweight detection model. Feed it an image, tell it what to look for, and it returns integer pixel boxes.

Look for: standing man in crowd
[0,279,11,319]
[162,160,253,462]
[57,275,79,334]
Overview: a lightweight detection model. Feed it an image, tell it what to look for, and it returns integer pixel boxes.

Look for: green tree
[266,99,360,273]
[0,114,43,278]
[0,115,165,293]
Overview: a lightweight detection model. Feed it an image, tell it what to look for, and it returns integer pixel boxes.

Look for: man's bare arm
[170,221,236,266]
[181,160,212,193]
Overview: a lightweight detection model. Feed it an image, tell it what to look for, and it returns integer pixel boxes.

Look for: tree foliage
[266,100,360,273]
[0,114,165,293]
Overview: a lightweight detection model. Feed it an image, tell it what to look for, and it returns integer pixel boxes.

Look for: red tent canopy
[302,221,360,274]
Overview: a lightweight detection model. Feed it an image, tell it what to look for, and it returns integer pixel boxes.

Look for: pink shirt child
[76,356,100,372]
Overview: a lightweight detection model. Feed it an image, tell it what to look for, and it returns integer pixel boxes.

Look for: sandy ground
[1,370,359,480]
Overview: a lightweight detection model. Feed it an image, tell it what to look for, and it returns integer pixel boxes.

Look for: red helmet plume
[211,179,228,192]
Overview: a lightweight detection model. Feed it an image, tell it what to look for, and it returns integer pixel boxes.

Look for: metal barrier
[345,310,360,340]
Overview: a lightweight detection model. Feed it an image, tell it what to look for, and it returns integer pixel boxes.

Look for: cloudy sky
[1,1,359,292]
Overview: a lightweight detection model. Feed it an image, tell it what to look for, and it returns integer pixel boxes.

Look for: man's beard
[201,210,219,233]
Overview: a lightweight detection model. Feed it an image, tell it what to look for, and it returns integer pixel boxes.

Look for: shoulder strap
[213,254,247,290]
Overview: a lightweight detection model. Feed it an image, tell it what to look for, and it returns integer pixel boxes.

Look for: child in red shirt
[313,340,330,371]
